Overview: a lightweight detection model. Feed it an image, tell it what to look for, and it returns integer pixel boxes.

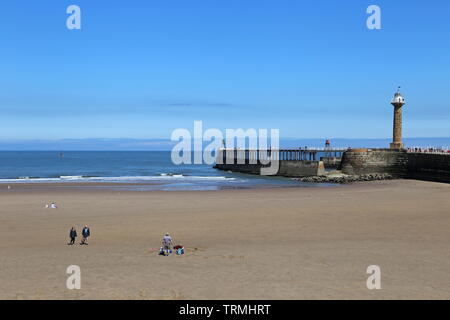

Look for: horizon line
[1,136,450,142]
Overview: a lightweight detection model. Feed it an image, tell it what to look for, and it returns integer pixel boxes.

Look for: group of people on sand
[160,233,184,256]
[45,202,58,209]
[67,227,182,255]
[68,226,91,245]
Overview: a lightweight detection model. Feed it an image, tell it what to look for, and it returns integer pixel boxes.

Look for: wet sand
[0,179,449,299]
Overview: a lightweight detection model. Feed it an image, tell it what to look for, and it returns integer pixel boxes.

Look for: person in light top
[162,233,173,251]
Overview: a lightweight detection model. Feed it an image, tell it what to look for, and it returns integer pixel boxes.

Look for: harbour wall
[214,160,325,177]
[213,149,450,183]
[407,152,450,183]
[340,149,408,176]
[340,149,450,183]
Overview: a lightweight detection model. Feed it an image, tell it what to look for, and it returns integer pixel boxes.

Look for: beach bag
[159,247,165,255]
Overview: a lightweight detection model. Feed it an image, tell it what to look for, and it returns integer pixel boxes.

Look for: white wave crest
[0,175,237,183]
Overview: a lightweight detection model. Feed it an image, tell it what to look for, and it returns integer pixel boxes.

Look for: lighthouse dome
[391,89,405,105]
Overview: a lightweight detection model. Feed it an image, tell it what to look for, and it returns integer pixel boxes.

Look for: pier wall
[340,149,408,176]
[214,160,325,177]
[214,149,450,183]
[407,153,450,183]
[320,157,342,169]
[340,149,450,182]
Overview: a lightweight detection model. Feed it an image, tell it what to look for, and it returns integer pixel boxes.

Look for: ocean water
[0,151,325,191]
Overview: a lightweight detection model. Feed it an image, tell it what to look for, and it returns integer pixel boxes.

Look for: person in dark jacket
[80,225,91,245]
[68,227,77,245]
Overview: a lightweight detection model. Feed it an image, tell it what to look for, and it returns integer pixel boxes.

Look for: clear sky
[1,0,449,141]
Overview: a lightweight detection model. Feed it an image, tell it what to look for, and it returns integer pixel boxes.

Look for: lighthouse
[390,87,406,150]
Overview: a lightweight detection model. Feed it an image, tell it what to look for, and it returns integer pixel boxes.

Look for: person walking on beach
[68,227,77,245]
[80,225,90,245]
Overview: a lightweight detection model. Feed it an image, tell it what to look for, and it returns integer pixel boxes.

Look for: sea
[0,151,331,191]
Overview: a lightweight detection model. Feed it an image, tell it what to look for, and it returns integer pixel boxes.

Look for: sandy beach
[0,179,449,300]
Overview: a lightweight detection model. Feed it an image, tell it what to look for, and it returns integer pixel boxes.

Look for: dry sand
[0,179,449,300]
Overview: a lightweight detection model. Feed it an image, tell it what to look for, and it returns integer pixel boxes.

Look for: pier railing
[406,147,450,154]
[217,148,347,164]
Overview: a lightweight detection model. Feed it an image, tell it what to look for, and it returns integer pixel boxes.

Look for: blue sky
[1,0,449,141]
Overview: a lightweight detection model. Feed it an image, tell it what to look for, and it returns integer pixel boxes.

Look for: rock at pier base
[294,173,398,184]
